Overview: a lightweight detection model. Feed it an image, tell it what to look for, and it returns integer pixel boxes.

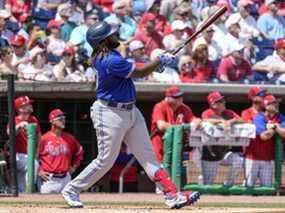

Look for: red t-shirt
[217,57,252,82]
[7,0,31,21]
[202,108,240,120]
[139,13,170,35]
[39,131,84,173]
[7,115,41,154]
[133,30,164,56]
[241,107,258,123]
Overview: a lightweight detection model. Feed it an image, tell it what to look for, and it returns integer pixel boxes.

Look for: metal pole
[26,123,36,193]
[7,74,18,196]
[119,157,136,193]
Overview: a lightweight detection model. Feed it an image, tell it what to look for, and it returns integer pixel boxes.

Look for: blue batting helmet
[86,21,118,46]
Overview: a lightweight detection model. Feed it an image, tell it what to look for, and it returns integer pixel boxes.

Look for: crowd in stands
[0,0,284,83]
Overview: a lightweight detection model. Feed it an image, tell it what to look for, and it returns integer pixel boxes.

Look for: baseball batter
[62,21,200,209]
[7,96,41,193]
[38,109,84,193]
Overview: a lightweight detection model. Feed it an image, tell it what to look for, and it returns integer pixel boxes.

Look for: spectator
[178,55,194,83]
[26,23,46,50]
[253,39,285,84]
[162,20,188,53]
[150,48,180,83]
[191,44,215,83]
[104,0,137,41]
[193,25,223,63]
[134,13,164,56]
[5,0,31,23]
[57,3,77,42]
[143,0,169,35]
[53,46,86,82]
[242,87,267,122]
[38,109,84,194]
[257,0,285,41]
[109,144,139,192]
[0,10,11,45]
[21,47,55,81]
[160,0,178,21]
[46,19,66,57]
[127,40,149,69]
[201,92,244,185]
[217,46,252,83]
[231,0,260,40]
[7,96,41,192]
[10,34,30,74]
[245,95,285,187]
[150,85,199,164]
[69,9,99,57]
[0,46,14,78]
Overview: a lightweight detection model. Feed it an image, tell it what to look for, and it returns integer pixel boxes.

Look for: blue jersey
[93,50,136,103]
[253,112,285,135]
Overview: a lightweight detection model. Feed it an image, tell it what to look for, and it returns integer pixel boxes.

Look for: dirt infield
[1,193,285,213]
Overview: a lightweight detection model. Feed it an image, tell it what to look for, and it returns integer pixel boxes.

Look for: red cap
[139,13,156,27]
[14,96,33,111]
[10,35,26,47]
[275,39,285,50]
[47,20,63,29]
[49,109,65,122]
[165,86,183,98]
[263,95,279,107]
[63,45,76,55]
[207,91,224,105]
[248,86,266,100]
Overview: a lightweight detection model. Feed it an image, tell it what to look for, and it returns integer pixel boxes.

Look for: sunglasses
[256,90,266,97]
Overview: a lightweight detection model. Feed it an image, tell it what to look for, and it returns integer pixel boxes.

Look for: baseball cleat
[62,191,84,208]
[184,191,201,205]
[164,192,187,209]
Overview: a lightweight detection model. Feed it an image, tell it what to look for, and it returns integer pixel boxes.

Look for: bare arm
[157,120,171,132]
[260,129,275,141]
[128,60,161,78]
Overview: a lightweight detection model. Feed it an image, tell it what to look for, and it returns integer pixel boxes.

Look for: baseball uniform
[201,108,243,185]
[39,131,83,193]
[151,100,194,163]
[245,112,285,187]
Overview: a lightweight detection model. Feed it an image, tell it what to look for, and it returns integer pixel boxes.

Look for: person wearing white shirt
[193,26,223,61]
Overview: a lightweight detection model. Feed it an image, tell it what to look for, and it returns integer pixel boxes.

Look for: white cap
[225,14,241,29]
[171,20,187,31]
[228,43,244,55]
[0,10,11,19]
[29,46,45,59]
[112,0,128,11]
[265,0,276,6]
[129,40,144,52]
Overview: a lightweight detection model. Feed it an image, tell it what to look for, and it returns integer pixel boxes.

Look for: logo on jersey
[45,141,69,156]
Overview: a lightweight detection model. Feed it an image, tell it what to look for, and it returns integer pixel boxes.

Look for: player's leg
[124,107,200,208]
[259,160,274,187]
[222,152,244,186]
[16,153,27,192]
[245,158,259,187]
[62,102,128,207]
[40,173,71,194]
[151,136,164,164]
[201,160,219,185]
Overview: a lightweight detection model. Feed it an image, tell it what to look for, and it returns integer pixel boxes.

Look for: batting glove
[155,64,165,73]
[158,52,177,67]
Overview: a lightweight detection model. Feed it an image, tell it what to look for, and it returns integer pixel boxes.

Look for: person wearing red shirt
[151,86,200,163]
[201,92,244,185]
[245,95,285,187]
[241,86,267,123]
[38,109,83,194]
[7,96,41,192]
[134,13,164,56]
[5,0,31,23]
[217,47,252,83]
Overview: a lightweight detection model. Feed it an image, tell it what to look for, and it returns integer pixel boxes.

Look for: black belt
[51,173,67,178]
[101,100,134,110]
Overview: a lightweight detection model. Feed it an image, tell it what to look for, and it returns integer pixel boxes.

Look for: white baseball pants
[63,100,161,194]
[245,158,274,187]
[40,173,71,194]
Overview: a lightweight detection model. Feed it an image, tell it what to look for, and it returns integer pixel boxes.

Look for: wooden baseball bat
[172,6,227,55]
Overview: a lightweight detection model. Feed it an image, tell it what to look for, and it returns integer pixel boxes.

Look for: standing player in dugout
[61,21,200,209]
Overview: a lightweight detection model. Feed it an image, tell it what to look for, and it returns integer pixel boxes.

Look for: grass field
[0,193,285,213]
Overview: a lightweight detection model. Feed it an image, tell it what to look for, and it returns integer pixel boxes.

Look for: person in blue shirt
[62,21,200,209]
[257,0,285,41]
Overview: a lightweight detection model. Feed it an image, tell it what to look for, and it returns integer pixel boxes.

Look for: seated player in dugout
[109,143,139,193]
[245,95,285,187]
[151,85,201,164]
[242,86,267,123]
[7,96,41,193]
[38,109,84,194]
[201,92,244,186]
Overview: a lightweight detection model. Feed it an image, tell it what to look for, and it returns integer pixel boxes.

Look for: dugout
[1,82,285,193]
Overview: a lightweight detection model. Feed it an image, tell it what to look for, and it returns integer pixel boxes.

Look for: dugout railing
[163,124,283,195]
